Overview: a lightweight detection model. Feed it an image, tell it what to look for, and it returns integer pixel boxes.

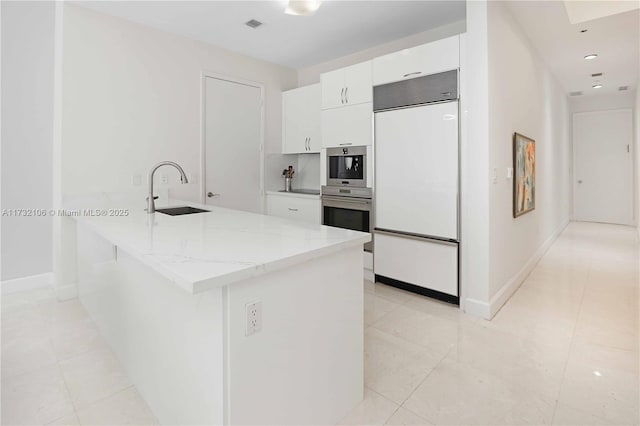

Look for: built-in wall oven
[326,146,367,188]
[322,186,373,253]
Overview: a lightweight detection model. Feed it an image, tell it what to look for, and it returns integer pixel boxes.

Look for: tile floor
[2,222,638,425]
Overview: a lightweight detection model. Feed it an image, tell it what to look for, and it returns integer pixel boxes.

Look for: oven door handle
[322,196,372,210]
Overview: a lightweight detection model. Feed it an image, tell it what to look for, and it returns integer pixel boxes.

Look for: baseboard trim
[488,219,570,319]
[55,283,77,301]
[1,272,54,294]
[364,268,374,282]
[463,297,490,319]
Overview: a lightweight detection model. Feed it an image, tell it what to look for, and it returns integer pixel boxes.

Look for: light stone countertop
[72,198,369,294]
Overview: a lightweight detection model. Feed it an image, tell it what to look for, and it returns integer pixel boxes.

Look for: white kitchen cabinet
[282,84,321,153]
[374,232,458,297]
[266,193,321,224]
[373,35,460,86]
[321,61,372,110]
[322,102,372,148]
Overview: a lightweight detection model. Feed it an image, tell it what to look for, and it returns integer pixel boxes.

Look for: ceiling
[77,1,466,69]
[506,1,639,96]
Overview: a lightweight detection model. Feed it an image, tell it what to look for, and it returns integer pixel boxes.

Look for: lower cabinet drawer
[374,232,458,297]
[266,195,321,224]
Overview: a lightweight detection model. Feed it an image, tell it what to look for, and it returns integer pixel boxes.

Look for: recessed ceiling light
[584,54,598,60]
[592,84,603,89]
[285,0,322,16]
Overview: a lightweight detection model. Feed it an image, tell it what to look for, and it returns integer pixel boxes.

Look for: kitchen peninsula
[71,200,370,425]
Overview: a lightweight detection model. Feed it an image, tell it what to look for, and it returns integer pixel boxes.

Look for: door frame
[200,71,265,212]
[572,108,634,225]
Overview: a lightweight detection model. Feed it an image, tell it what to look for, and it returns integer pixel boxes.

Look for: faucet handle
[146,196,159,201]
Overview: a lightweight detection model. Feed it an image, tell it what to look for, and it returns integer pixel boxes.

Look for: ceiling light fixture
[285,0,322,16]
[584,54,598,60]
[592,84,603,89]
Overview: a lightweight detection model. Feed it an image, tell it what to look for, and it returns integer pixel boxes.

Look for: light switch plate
[506,167,513,179]
[492,168,498,184]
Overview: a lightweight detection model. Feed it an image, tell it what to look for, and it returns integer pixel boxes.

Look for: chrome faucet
[146,161,189,213]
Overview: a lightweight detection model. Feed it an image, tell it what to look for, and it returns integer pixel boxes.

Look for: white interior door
[205,76,263,213]
[574,109,633,225]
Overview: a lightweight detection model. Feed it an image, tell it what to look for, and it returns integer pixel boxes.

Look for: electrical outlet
[492,168,498,184]
[245,301,262,336]
[131,174,142,186]
[506,167,513,179]
[160,174,168,184]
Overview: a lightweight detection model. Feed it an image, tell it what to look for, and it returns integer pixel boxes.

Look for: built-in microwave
[326,146,367,188]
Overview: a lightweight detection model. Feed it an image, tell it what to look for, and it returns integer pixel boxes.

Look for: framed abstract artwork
[513,132,535,218]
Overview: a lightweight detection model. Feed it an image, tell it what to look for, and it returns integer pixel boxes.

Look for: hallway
[349,221,639,425]
[1,222,638,425]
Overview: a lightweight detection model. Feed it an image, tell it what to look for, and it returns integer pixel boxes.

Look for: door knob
[207,192,219,198]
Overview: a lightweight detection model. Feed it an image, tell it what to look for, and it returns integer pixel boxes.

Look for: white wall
[297,20,466,86]
[61,4,298,201]
[486,2,572,311]
[636,85,640,232]
[570,91,637,113]
[459,1,491,316]
[1,1,55,281]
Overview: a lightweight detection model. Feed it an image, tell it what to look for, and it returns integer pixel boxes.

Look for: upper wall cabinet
[282,83,321,154]
[321,61,373,110]
[373,35,460,86]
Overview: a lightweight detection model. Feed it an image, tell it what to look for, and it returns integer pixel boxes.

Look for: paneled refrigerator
[373,70,460,304]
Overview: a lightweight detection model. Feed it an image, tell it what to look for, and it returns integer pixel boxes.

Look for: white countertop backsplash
[66,193,368,294]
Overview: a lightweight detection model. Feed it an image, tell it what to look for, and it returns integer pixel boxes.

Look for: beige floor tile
[551,403,614,425]
[557,339,639,425]
[75,387,158,426]
[365,293,401,327]
[1,363,75,426]
[371,305,474,358]
[59,346,130,409]
[50,318,105,362]
[403,359,555,425]
[385,407,431,425]
[371,283,415,305]
[46,413,81,426]
[364,328,443,404]
[338,388,399,426]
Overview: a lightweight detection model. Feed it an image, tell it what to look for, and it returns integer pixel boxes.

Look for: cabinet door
[321,68,345,110]
[266,195,321,224]
[374,233,458,297]
[321,103,373,148]
[306,84,322,153]
[343,61,372,105]
[282,85,322,154]
[373,36,460,86]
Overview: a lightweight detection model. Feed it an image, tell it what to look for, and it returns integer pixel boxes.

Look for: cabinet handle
[288,208,299,212]
[340,88,345,104]
[345,87,348,103]
[403,71,422,78]
[339,143,352,146]
[307,137,310,151]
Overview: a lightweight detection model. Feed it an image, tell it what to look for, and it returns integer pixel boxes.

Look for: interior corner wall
[459,0,491,317]
[1,1,55,281]
[486,1,572,314]
[61,4,298,201]
[636,86,640,232]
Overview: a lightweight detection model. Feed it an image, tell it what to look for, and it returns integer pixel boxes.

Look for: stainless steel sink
[156,206,210,216]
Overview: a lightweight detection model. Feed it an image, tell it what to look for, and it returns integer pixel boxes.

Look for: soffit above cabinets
[74,0,465,69]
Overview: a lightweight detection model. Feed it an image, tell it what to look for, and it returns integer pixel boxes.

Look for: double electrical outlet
[245,301,262,336]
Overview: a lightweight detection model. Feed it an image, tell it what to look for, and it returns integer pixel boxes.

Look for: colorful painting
[513,133,535,218]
